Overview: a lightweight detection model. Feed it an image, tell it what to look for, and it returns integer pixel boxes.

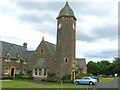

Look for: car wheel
[75,81,79,85]
[89,81,93,85]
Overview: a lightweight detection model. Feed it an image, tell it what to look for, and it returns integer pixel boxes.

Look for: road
[92,78,120,90]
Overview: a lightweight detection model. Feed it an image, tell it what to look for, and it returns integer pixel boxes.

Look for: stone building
[0,2,87,80]
[0,41,34,77]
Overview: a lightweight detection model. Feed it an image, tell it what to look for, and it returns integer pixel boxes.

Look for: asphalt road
[92,78,120,90]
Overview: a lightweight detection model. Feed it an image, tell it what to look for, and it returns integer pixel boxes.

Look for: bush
[62,80,73,83]
[41,78,58,82]
[2,76,13,80]
[61,74,71,80]
[15,73,33,80]
[75,74,90,79]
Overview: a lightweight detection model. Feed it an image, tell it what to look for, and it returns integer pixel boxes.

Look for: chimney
[23,42,27,48]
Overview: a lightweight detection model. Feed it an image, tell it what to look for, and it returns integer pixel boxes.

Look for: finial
[42,37,44,41]
[66,0,68,4]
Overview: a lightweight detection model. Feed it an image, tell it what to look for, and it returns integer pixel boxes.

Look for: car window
[84,78,90,80]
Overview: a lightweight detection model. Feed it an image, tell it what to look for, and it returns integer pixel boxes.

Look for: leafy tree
[87,58,120,76]
[97,60,111,76]
[113,57,120,76]
[87,61,98,75]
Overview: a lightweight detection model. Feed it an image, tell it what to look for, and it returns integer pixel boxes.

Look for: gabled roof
[34,58,48,68]
[0,40,33,61]
[44,41,56,58]
[57,2,76,20]
[26,51,35,59]
[76,58,86,68]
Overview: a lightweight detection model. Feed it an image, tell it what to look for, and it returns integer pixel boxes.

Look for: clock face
[58,23,61,29]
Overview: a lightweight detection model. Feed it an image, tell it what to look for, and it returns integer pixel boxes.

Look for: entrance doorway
[71,71,75,80]
[11,68,14,77]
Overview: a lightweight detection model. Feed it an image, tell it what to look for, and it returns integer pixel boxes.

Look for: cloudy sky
[0,0,118,63]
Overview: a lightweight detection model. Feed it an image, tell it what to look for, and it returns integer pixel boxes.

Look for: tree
[97,60,111,76]
[113,57,120,76]
[87,59,120,76]
[87,61,98,75]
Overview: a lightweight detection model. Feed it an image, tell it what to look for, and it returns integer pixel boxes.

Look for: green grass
[0,81,1,88]
[1,80,94,89]
[1,80,34,88]
[32,84,94,90]
[32,84,91,88]
[1,78,115,88]
[99,77,114,83]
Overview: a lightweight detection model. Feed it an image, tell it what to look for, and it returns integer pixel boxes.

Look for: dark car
[90,76,99,82]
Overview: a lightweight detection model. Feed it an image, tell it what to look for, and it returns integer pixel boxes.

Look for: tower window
[64,57,69,63]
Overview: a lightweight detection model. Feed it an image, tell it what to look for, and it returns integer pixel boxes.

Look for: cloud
[92,24,118,40]
[76,31,96,42]
[17,2,63,11]
[0,1,118,63]
[84,49,118,58]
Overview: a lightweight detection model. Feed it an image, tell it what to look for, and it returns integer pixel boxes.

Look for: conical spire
[57,2,76,20]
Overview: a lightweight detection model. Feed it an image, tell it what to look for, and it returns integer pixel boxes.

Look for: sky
[0,0,118,63]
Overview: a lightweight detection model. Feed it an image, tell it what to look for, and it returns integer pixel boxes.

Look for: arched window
[64,57,69,63]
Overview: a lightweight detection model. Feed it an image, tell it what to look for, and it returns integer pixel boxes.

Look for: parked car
[74,77,98,85]
[90,76,99,82]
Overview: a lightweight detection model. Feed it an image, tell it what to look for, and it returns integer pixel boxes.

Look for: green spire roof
[57,2,76,19]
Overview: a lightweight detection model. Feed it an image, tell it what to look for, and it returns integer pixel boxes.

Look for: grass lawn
[32,84,93,89]
[99,77,114,83]
[1,80,94,89]
[1,80,34,88]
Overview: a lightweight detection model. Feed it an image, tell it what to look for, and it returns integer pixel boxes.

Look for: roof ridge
[0,40,24,48]
[44,40,56,46]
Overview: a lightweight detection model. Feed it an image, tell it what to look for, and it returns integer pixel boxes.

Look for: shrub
[15,73,33,80]
[75,74,90,79]
[61,74,71,80]
[62,80,73,83]
[2,76,13,80]
[47,72,56,79]
[41,78,58,82]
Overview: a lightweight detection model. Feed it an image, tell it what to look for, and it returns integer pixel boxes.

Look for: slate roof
[26,51,35,59]
[0,40,34,61]
[57,2,76,20]
[34,58,48,68]
[44,41,56,58]
[76,58,86,68]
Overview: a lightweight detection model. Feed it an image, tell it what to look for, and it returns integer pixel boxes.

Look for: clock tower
[56,2,77,80]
